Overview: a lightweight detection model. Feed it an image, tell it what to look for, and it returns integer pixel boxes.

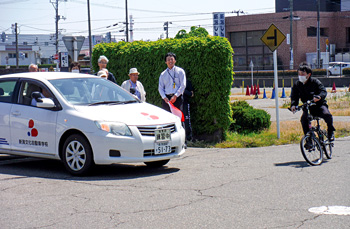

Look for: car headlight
[95,121,132,136]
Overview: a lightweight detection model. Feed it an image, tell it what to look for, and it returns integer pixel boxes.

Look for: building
[276,0,342,13]
[0,33,114,67]
[225,2,350,71]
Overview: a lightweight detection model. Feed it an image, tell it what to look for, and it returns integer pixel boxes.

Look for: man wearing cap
[97,55,116,83]
[158,52,186,112]
[121,68,146,102]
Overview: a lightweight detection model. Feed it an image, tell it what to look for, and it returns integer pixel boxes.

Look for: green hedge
[343,68,350,75]
[230,101,271,133]
[92,37,234,140]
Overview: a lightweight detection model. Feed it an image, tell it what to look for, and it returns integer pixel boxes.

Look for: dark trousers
[301,105,335,135]
[183,101,193,141]
[162,94,183,112]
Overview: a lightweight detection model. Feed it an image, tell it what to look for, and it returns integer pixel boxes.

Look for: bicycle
[289,100,334,166]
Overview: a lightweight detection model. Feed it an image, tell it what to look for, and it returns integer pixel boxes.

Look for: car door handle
[11,111,21,116]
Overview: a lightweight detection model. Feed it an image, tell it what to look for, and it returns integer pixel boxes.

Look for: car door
[10,80,58,156]
[0,79,18,151]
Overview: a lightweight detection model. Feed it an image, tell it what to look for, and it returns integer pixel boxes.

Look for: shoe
[304,139,313,150]
[328,132,335,142]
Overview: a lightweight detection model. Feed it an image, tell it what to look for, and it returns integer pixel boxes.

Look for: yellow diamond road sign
[260,24,286,52]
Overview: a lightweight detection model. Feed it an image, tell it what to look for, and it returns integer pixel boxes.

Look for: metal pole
[165,22,169,38]
[125,0,129,42]
[15,23,19,69]
[274,50,280,139]
[55,0,59,55]
[289,0,293,70]
[316,0,321,68]
[87,0,92,68]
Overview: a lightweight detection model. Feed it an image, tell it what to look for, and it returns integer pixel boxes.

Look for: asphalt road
[1,137,350,228]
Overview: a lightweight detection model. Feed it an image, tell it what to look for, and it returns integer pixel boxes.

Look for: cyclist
[290,62,335,148]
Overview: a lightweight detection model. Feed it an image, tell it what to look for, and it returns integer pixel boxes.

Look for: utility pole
[129,14,134,42]
[316,0,321,68]
[51,0,66,55]
[289,0,294,70]
[125,0,129,42]
[164,21,172,38]
[15,23,19,69]
[87,0,92,68]
[233,10,244,16]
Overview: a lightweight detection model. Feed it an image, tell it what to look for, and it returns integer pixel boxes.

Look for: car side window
[0,80,17,103]
[19,81,53,107]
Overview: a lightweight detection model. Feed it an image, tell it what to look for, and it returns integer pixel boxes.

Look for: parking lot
[1,136,350,228]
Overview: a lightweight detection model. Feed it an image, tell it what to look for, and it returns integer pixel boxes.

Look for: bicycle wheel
[300,134,323,166]
[323,141,333,159]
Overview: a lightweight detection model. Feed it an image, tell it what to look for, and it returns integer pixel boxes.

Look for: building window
[23,42,28,45]
[247,31,264,46]
[45,42,49,46]
[230,30,272,70]
[230,32,246,47]
[8,53,16,58]
[307,27,327,37]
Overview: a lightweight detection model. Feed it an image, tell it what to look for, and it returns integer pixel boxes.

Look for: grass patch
[328,92,350,116]
[215,120,350,148]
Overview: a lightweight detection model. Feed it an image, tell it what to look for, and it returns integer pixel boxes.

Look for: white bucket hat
[129,68,140,75]
[97,70,107,78]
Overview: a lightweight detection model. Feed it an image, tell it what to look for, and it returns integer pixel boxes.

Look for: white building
[0,33,113,66]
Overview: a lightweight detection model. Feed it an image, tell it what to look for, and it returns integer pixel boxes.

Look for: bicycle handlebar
[288,100,316,113]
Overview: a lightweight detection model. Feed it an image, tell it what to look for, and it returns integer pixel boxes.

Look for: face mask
[72,69,80,73]
[298,75,307,83]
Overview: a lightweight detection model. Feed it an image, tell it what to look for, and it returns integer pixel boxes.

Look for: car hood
[73,102,179,126]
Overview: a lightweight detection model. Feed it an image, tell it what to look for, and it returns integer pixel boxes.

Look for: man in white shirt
[158,52,186,112]
[121,68,146,102]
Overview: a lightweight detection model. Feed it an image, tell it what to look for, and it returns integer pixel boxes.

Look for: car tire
[62,134,94,176]
[144,159,170,168]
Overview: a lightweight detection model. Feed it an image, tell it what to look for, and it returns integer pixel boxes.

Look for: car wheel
[62,134,94,175]
[144,159,170,168]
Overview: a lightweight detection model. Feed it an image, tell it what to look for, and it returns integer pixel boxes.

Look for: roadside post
[260,24,286,139]
[250,60,254,87]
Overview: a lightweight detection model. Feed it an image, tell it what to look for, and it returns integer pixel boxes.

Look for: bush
[230,101,271,133]
[92,36,233,141]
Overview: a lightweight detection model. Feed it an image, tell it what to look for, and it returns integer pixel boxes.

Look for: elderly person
[121,68,146,102]
[28,64,38,72]
[97,55,116,83]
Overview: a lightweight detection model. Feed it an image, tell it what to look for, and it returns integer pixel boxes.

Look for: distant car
[327,62,350,75]
[0,72,185,175]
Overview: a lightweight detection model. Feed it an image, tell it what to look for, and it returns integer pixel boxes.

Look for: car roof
[0,72,97,81]
[329,62,350,64]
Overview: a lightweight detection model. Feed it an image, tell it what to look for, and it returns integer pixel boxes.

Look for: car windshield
[49,77,138,105]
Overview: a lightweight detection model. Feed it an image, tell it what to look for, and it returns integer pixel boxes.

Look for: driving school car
[0,72,186,175]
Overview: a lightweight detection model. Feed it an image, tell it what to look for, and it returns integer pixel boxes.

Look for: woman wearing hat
[121,68,146,102]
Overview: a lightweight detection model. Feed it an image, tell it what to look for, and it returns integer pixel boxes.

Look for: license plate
[155,141,172,155]
[155,129,171,142]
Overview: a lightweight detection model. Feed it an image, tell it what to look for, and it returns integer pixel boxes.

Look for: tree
[175,26,209,39]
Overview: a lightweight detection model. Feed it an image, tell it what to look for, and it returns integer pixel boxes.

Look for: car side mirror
[36,98,55,109]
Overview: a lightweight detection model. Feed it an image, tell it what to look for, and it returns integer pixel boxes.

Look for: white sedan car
[0,72,185,175]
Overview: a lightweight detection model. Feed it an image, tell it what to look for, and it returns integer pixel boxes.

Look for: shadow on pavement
[0,155,180,181]
[274,161,310,168]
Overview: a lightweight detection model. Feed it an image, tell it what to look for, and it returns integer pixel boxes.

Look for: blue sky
[0,0,275,41]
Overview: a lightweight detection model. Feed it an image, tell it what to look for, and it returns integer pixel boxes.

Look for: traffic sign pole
[261,23,285,139]
[273,50,280,139]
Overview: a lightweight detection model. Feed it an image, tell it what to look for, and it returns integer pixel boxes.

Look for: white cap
[129,68,139,75]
